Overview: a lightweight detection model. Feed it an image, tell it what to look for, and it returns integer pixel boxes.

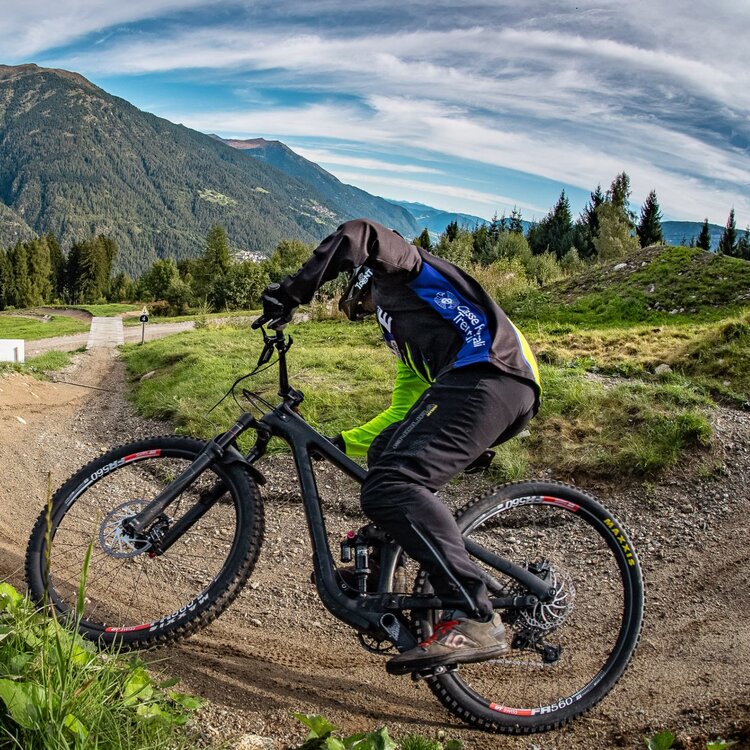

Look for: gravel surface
[1,350,748,749]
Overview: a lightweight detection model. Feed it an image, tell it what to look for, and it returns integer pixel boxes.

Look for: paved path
[86,317,125,349]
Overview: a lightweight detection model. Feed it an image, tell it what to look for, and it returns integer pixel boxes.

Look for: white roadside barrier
[0,339,24,363]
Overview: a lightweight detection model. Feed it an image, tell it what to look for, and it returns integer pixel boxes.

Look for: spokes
[47,454,239,631]
[453,501,626,712]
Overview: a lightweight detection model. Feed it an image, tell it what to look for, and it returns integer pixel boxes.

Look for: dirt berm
[0,351,748,749]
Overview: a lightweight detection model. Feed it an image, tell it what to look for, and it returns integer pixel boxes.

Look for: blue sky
[4,1,749,227]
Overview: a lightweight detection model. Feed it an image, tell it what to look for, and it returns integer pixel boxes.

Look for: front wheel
[26,436,264,649]
[416,480,643,733]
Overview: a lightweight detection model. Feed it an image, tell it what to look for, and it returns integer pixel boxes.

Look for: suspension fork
[124,412,259,538]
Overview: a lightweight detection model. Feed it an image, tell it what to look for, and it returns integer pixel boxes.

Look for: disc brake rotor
[99,500,152,559]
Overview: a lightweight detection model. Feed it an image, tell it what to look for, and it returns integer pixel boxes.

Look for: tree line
[1,171,747,315]
[415,172,748,265]
[0,224,314,314]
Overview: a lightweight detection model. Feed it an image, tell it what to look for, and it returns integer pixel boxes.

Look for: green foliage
[265,239,316,283]
[527,190,574,258]
[139,258,180,301]
[291,713,460,750]
[718,208,738,256]
[573,184,604,260]
[210,262,269,311]
[637,190,665,247]
[594,202,640,260]
[645,730,675,750]
[470,258,536,310]
[431,229,473,270]
[0,583,200,749]
[0,313,88,340]
[414,228,432,250]
[697,219,712,251]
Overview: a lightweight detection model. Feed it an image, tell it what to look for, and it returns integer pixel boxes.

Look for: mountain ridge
[0,65,414,276]
[218,136,418,236]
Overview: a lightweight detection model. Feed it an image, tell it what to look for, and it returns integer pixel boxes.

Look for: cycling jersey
[280,219,541,454]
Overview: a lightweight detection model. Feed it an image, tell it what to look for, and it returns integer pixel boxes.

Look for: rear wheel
[415,480,643,733]
[26,436,264,648]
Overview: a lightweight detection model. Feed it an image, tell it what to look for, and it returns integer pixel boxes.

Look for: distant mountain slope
[0,202,34,246]
[0,64,346,276]
[391,200,536,236]
[219,137,418,238]
[662,221,724,250]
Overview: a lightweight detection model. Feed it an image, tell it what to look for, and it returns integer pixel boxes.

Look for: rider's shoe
[386,613,510,674]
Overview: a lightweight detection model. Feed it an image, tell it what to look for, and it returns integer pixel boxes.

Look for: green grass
[0,350,77,378]
[0,315,88,341]
[122,320,393,451]
[528,311,750,406]
[0,583,201,749]
[121,319,713,479]
[510,246,750,329]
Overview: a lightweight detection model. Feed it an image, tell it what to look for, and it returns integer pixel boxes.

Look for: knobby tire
[25,436,264,649]
[415,480,643,733]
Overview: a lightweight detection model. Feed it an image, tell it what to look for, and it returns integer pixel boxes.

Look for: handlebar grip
[251,315,268,330]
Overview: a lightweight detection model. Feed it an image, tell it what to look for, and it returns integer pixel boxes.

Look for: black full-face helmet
[339,265,375,320]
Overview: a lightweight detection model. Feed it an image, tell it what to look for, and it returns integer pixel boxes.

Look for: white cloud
[9,1,749,224]
[331,170,547,216]
[1,0,209,59]
[292,148,443,175]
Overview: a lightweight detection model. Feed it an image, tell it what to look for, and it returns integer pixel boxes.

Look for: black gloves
[257,283,298,329]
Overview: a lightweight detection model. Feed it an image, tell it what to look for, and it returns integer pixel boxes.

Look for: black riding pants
[360,364,536,620]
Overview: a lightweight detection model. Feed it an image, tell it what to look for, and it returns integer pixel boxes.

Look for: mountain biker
[260,218,540,672]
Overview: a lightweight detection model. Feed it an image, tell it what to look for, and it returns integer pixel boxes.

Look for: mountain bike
[25,322,643,734]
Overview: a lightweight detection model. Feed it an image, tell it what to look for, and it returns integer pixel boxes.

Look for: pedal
[385,660,457,677]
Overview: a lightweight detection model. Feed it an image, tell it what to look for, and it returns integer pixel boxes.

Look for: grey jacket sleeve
[280,219,421,304]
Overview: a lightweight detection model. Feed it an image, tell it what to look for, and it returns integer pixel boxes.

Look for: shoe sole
[386,642,511,676]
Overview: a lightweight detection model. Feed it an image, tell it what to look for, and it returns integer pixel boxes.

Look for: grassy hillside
[121,319,712,479]
[511,245,750,328]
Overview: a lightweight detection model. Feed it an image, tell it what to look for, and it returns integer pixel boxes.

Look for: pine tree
[0,247,8,310]
[414,227,432,250]
[445,220,459,241]
[696,219,712,251]
[573,185,604,259]
[606,173,636,229]
[736,227,750,261]
[636,190,664,247]
[527,190,574,258]
[27,237,52,305]
[46,232,66,300]
[7,241,33,308]
[195,224,232,297]
[509,207,524,234]
[718,209,737,255]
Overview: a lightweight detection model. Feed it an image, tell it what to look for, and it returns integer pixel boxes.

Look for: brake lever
[257,339,275,366]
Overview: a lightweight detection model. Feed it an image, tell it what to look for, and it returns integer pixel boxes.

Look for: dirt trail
[1,352,749,749]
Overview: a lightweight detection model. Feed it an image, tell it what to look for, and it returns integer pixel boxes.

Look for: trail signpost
[139,308,149,345]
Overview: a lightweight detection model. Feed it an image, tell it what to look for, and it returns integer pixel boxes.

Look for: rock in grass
[140,370,157,381]
[654,363,673,375]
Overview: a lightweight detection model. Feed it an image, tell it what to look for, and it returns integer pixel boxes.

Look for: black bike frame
[127,329,552,653]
